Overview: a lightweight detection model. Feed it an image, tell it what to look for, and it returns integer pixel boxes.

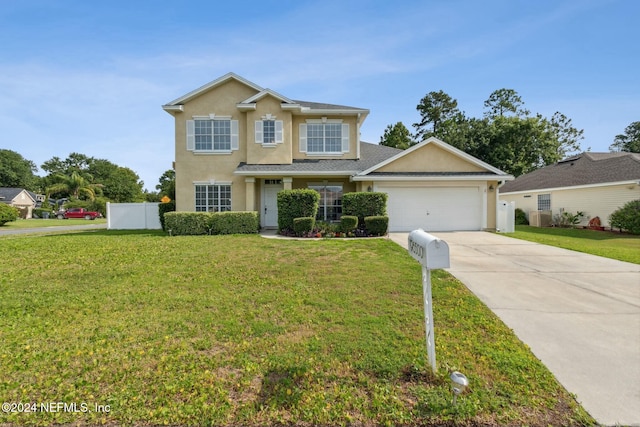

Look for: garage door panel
[379,186,482,232]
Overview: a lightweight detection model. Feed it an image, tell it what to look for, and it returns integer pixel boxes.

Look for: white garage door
[379,186,483,232]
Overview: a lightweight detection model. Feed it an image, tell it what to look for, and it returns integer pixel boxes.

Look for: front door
[262,180,283,228]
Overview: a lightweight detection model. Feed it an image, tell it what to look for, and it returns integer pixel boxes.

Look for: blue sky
[1,0,638,191]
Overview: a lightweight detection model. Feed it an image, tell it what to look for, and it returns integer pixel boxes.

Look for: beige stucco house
[499,152,640,228]
[0,187,37,219]
[162,73,513,232]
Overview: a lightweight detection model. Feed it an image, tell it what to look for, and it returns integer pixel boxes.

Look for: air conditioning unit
[529,210,552,227]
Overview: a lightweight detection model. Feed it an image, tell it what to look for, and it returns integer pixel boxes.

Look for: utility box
[408,229,450,269]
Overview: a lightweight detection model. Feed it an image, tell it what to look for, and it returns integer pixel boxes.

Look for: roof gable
[163,72,264,110]
[0,187,36,203]
[500,151,640,193]
[357,137,510,177]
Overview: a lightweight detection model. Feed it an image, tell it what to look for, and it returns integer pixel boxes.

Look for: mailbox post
[407,229,450,372]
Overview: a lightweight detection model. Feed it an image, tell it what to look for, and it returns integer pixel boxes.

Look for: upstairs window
[187,117,239,152]
[255,117,283,145]
[299,120,349,154]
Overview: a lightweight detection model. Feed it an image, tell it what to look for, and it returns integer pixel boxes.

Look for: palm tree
[46,171,103,200]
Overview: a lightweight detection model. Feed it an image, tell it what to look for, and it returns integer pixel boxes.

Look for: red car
[56,208,102,220]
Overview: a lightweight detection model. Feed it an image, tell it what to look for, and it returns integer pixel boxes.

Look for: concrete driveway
[389,231,640,426]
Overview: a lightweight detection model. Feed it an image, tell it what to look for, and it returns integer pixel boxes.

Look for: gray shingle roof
[235,142,401,174]
[292,100,368,112]
[500,152,640,193]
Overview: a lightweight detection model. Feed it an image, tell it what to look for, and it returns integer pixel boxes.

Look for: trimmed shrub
[277,189,320,232]
[0,204,19,225]
[159,200,176,231]
[164,212,213,235]
[515,208,529,225]
[364,215,389,236]
[293,217,315,237]
[340,215,358,233]
[609,199,640,234]
[342,192,388,225]
[211,211,259,235]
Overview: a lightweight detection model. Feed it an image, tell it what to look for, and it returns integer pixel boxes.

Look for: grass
[0,231,593,426]
[508,225,640,264]
[1,218,107,229]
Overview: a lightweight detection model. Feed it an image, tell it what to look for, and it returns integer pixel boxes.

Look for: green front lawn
[1,218,107,229]
[0,231,592,426]
[509,225,640,264]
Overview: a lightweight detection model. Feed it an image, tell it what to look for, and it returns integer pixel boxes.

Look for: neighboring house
[0,187,37,219]
[499,152,640,228]
[162,73,513,232]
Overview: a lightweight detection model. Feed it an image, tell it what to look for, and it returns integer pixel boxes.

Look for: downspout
[356,113,361,159]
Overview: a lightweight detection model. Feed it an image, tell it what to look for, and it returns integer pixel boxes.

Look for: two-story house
[163,73,513,231]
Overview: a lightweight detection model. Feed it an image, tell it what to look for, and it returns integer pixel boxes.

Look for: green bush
[293,217,315,237]
[0,204,19,226]
[342,192,388,225]
[277,189,320,232]
[609,199,640,234]
[364,215,389,236]
[515,208,529,225]
[158,201,176,231]
[163,211,260,236]
[211,211,259,235]
[339,215,358,233]
[164,212,213,235]
[33,207,53,218]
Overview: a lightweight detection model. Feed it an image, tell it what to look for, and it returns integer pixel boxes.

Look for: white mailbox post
[408,229,450,372]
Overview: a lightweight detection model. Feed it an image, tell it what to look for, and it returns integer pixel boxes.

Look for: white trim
[192,115,232,120]
[356,137,511,178]
[234,170,355,177]
[305,118,343,124]
[240,88,296,105]
[352,174,501,182]
[500,179,640,195]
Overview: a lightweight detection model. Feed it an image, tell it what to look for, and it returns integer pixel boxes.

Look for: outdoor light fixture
[450,371,468,405]
[489,184,495,192]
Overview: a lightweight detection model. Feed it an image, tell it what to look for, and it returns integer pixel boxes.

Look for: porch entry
[262,179,283,228]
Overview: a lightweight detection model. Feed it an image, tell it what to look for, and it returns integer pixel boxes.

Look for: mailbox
[408,229,450,269]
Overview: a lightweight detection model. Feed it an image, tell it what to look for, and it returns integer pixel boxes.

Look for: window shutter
[255,120,263,144]
[186,120,195,151]
[299,123,307,153]
[231,120,239,150]
[341,123,350,153]
[275,120,283,143]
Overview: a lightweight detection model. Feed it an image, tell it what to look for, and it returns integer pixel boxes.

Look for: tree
[548,111,584,158]
[483,88,529,118]
[0,149,40,190]
[413,90,460,140]
[156,169,176,200]
[380,122,415,150]
[41,153,144,203]
[610,121,640,153]
[87,159,144,202]
[46,171,103,201]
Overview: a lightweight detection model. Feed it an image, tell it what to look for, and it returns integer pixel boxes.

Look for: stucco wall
[377,143,485,173]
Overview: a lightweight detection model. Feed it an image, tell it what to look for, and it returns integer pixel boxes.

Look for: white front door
[262,181,283,228]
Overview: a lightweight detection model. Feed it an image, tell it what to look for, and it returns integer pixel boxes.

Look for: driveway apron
[389,231,640,427]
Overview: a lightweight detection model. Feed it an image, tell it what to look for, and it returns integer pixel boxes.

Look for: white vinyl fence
[497,200,515,233]
[106,202,162,230]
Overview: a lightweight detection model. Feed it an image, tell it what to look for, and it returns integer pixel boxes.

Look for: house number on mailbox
[407,229,450,373]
